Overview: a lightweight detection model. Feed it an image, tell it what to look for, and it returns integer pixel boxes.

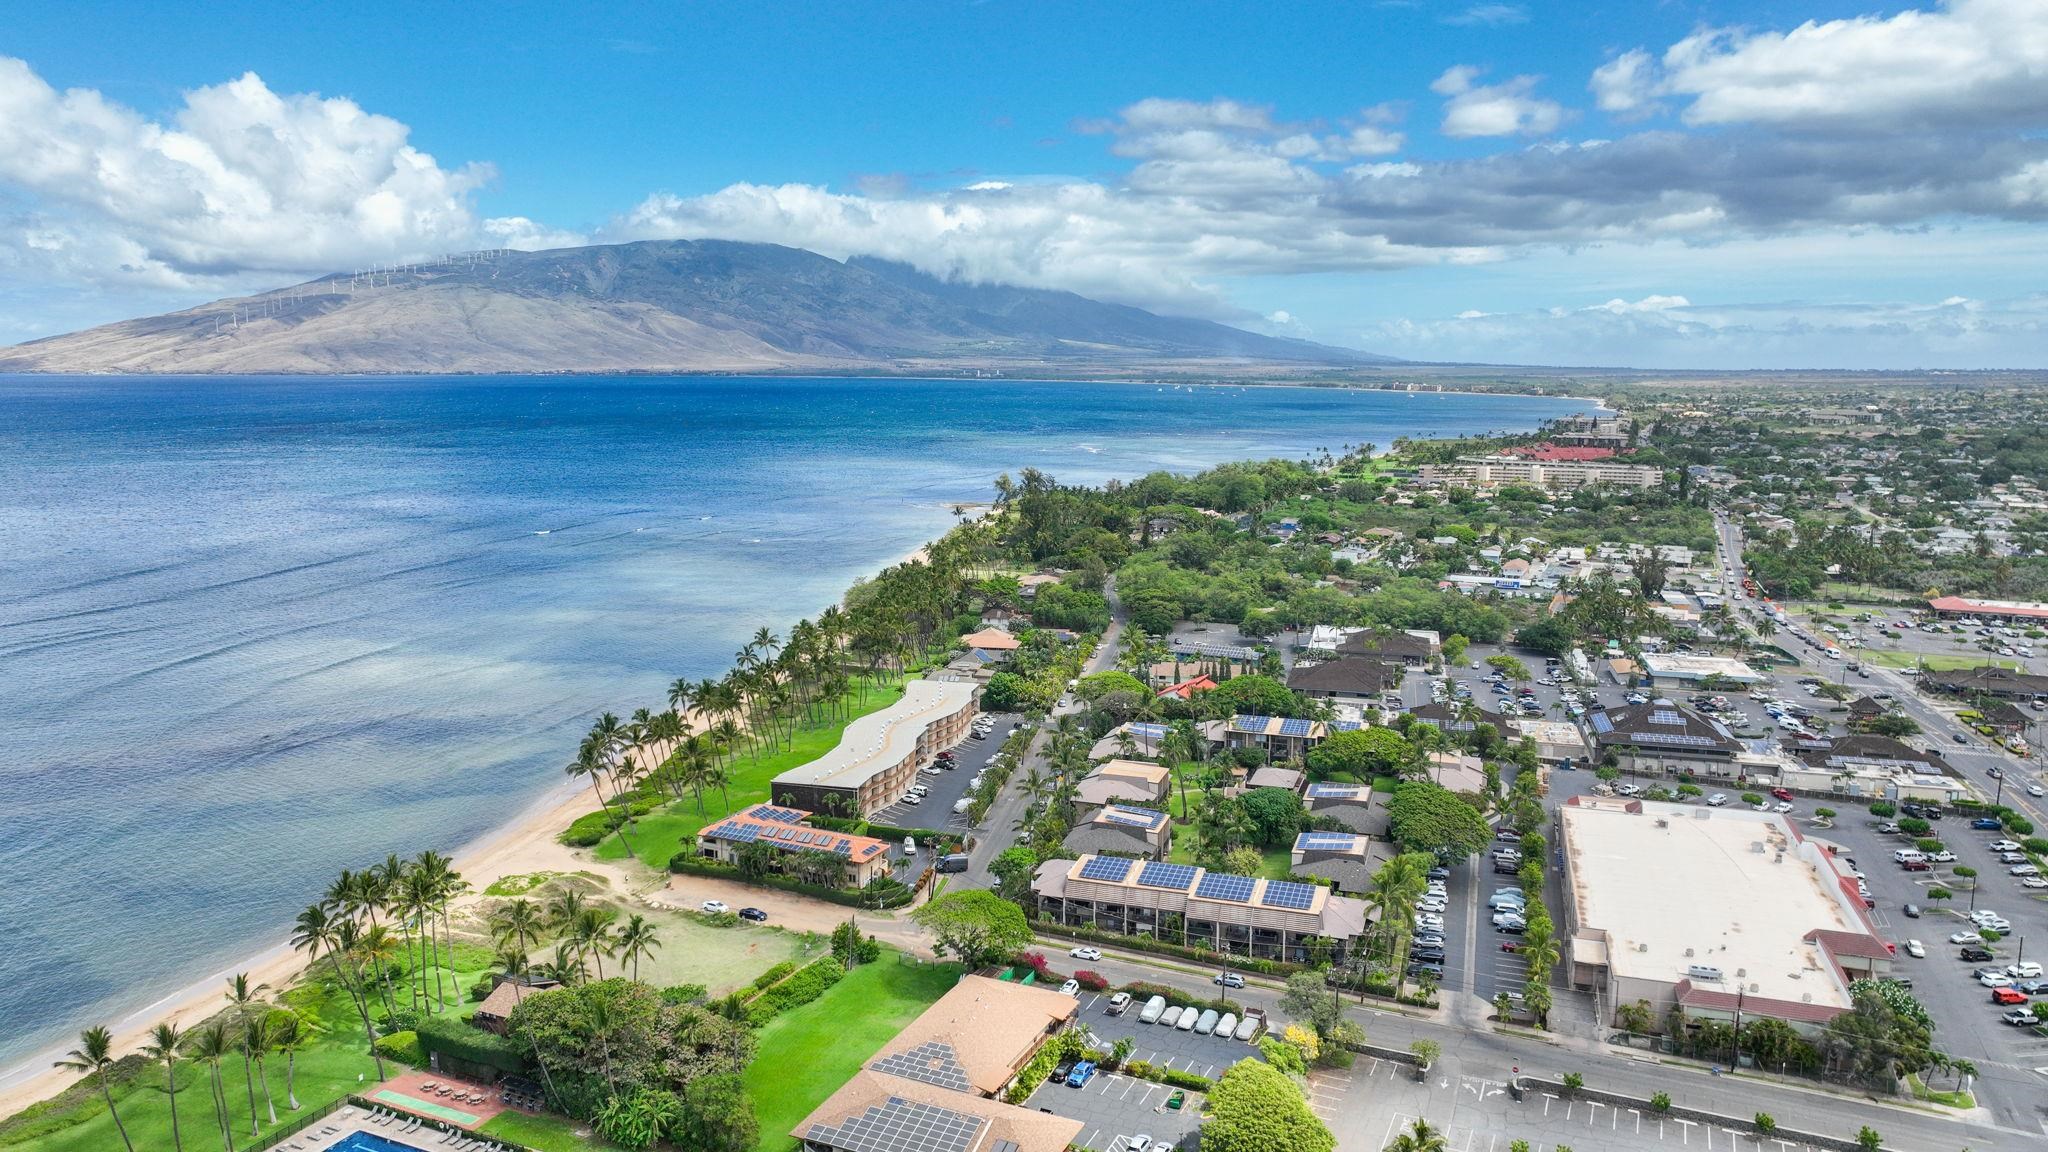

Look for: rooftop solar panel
[1129,722,1171,740]
[1136,860,1198,890]
[1077,856,1135,883]
[1260,880,1318,910]
[1278,717,1313,737]
[1330,719,1364,731]
[755,805,805,823]
[1648,709,1686,726]
[1100,806,1163,828]
[1589,712,1616,734]
[1305,782,1365,799]
[1232,714,1272,732]
[1195,872,1256,903]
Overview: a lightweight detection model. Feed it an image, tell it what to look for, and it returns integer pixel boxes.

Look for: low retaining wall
[1508,1075,1884,1152]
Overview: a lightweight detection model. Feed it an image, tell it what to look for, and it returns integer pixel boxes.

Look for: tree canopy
[1206,674,1302,719]
[1240,787,1306,847]
[910,891,1033,969]
[1307,727,1411,780]
[1200,1058,1334,1152]
[1386,781,1492,861]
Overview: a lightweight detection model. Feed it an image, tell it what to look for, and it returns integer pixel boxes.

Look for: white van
[1138,995,1167,1024]
[1892,848,1925,863]
[953,798,972,813]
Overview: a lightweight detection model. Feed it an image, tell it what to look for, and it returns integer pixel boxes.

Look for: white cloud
[0,56,558,295]
[1432,66,1565,138]
[1443,4,1529,28]
[1590,49,1660,116]
[1604,0,2048,130]
[1364,291,2048,369]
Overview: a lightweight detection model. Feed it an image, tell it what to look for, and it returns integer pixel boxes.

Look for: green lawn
[479,1109,628,1151]
[1863,650,2020,672]
[595,677,910,871]
[743,957,961,1152]
[1164,832,1293,879]
[626,911,809,995]
[3,949,504,1152]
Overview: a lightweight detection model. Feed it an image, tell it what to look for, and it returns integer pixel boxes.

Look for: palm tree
[614,915,662,982]
[54,1026,135,1152]
[371,854,417,1011]
[491,898,545,955]
[243,1016,279,1127]
[190,1023,237,1152]
[1383,1116,1447,1152]
[142,1021,187,1152]
[572,907,619,978]
[273,1012,306,1110]
[290,904,386,1082]
[415,850,463,1010]
[223,974,266,1136]
[546,888,587,931]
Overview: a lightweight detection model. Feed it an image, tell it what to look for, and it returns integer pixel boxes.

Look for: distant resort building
[771,679,976,817]
[695,802,896,887]
[1031,855,1371,962]
[1418,455,1662,492]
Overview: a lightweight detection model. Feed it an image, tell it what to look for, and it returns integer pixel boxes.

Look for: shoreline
[0,389,1582,1122]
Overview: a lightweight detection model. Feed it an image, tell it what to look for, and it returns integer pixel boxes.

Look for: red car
[1992,987,2028,1005]
[1770,788,1794,802]
[1901,859,1931,872]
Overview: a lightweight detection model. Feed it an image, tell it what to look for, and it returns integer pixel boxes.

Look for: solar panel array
[1330,719,1365,732]
[803,1096,986,1152]
[1305,782,1365,799]
[1588,712,1616,734]
[1128,722,1171,741]
[1648,709,1686,727]
[1634,731,1722,747]
[1295,831,1361,850]
[705,821,757,843]
[1232,714,1273,732]
[754,805,805,823]
[1194,872,1256,903]
[871,1042,973,1093]
[1077,855,1134,882]
[1137,860,1198,890]
[1099,805,1164,828]
[1278,717,1313,737]
[1260,880,1319,910]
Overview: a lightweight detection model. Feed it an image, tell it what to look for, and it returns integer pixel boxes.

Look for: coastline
[0,387,1589,1122]
[0,538,950,1120]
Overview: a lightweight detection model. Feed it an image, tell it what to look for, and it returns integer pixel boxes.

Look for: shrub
[467,976,494,1002]
[1868,801,1896,817]
[1650,1091,1671,1112]
[1561,1071,1584,1096]
[560,809,623,847]
[1855,1126,1883,1151]
[751,961,800,991]
[1754,1113,1776,1135]
[745,957,845,1025]
[373,1030,425,1067]
[659,983,708,1005]
[1073,970,1110,992]
[415,1014,528,1075]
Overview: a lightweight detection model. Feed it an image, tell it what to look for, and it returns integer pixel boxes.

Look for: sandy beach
[0,545,948,1118]
[0,760,632,1119]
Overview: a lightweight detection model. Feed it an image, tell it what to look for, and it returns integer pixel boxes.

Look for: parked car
[1902,903,1921,918]
[1992,987,2028,1005]
[1950,930,1985,944]
[1707,793,1728,806]
[1991,839,2024,852]
[1194,1009,1221,1035]
[2009,961,2044,979]
[1973,817,2005,830]
[1066,1060,1097,1087]
[1138,996,1167,1024]
[1904,939,1926,958]
[700,900,729,915]
[738,907,768,923]
[1059,979,1081,996]
[1106,992,1132,1016]
[1980,971,2015,988]
[1929,850,1956,863]
[1962,946,1996,962]
[1771,788,1794,802]
[2003,1008,2039,1026]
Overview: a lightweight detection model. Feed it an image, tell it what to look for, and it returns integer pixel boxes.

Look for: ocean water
[0,375,1593,1072]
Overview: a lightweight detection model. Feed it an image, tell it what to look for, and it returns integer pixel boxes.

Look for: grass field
[627,911,810,995]
[2,949,502,1152]
[595,676,909,871]
[743,957,961,1152]
[1165,834,1291,878]
[1863,650,2020,672]
[479,1108,628,1151]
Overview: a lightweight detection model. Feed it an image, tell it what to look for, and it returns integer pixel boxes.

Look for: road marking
[1630,1107,1641,1131]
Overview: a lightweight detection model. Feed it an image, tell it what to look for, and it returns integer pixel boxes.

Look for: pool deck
[276,1104,520,1151]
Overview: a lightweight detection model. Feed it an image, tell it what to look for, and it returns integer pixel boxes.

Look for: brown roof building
[794,975,1083,1152]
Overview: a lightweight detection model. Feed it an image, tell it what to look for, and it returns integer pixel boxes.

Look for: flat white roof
[1639,653,1764,682]
[771,680,974,792]
[1563,801,1858,1009]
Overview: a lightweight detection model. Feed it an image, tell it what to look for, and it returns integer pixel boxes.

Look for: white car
[2023,877,2048,889]
[1616,783,1643,797]
[1059,979,1081,996]
[2008,961,2043,979]
[1929,851,1956,863]
[1904,939,1926,958]
[1069,946,1102,961]
[1980,971,2015,988]
[701,900,729,915]
[1950,930,1984,944]
[1774,801,1794,813]
[1990,840,2023,852]
[2031,784,2046,798]
[1706,793,1728,807]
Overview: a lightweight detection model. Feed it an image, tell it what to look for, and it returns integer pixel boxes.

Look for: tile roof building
[1032,855,1372,963]
[1920,664,2048,700]
[772,680,977,817]
[1287,658,1401,705]
[1060,804,1172,860]
[694,802,896,888]
[959,628,1022,652]
[1303,782,1391,836]
[1418,455,1663,493]
[1926,595,2048,623]
[794,976,1083,1152]
[1071,759,1172,821]
[1333,629,1435,665]
[1585,699,1745,777]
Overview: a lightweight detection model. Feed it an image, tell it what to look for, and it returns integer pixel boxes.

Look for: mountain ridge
[0,240,1394,375]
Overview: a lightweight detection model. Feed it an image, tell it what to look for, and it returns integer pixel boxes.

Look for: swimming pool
[330,1130,430,1152]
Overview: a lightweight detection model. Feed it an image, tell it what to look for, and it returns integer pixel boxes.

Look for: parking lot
[1802,803,2048,1121]
[867,710,1021,831]
[1022,990,1263,1151]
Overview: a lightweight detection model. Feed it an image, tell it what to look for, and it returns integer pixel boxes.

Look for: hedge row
[745,956,846,1026]
[1123,1061,1213,1092]
[1116,981,1240,1016]
[373,1030,426,1068]
[666,855,915,909]
[1033,921,1303,977]
[414,1014,527,1074]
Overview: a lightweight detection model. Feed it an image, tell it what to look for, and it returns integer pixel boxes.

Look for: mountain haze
[0,240,1390,375]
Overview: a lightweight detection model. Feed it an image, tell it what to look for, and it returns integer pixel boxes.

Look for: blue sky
[3,0,2046,368]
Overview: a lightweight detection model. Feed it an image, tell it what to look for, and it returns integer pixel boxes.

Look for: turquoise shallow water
[0,374,1592,1070]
